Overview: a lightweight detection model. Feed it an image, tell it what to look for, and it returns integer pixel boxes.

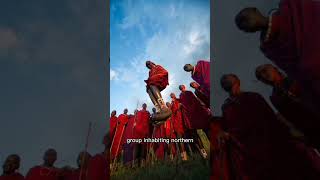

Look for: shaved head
[184,64,194,72]
[43,148,57,167]
[220,74,240,93]
[255,64,284,86]
[146,60,156,69]
[190,82,200,89]
[3,154,20,174]
[235,7,268,33]
[142,103,147,109]
[111,110,116,116]
[179,85,186,91]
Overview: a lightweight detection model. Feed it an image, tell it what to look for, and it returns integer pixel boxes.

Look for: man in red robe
[145,60,171,123]
[235,0,320,118]
[165,102,177,159]
[109,110,118,141]
[184,60,210,98]
[169,93,188,161]
[190,81,210,108]
[150,107,166,161]
[179,85,211,131]
[25,149,62,180]
[110,109,129,161]
[62,152,92,180]
[87,134,109,180]
[179,85,210,159]
[256,64,320,149]
[220,74,315,180]
[0,154,24,180]
[122,112,136,166]
[133,103,151,166]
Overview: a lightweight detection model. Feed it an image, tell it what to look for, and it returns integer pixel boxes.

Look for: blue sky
[110,0,210,115]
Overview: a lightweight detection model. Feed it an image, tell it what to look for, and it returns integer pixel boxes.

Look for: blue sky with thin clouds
[110,0,210,115]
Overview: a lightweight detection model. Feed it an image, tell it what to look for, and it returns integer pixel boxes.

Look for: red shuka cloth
[192,60,210,98]
[0,173,24,180]
[109,115,118,140]
[110,114,128,160]
[145,65,169,91]
[170,99,185,135]
[152,124,166,160]
[260,0,320,108]
[121,115,135,164]
[134,110,151,139]
[122,115,135,143]
[222,92,311,180]
[62,168,87,180]
[87,153,109,180]
[194,87,210,108]
[179,91,211,130]
[25,166,61,180]
[270,79,320,148]
[164,118,171,138]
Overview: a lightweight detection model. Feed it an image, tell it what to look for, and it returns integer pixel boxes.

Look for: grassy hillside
[111,130,210,180]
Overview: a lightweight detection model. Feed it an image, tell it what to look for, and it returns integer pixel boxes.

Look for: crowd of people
[2,0,320,179]
[0,135,109,180]
[211,0,320,179]
[110,60,212,169]
[109,0,320,179]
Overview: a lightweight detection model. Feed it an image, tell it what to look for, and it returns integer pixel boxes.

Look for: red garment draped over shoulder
[25,166,61,180]
[194,87,210,108]
[123,115,135,143]
[260,0,320,107]
[145,65,169,91]
[110,114,128,160]
[87,154,109,180]
[192,60,210,98]
[0,173,24,180]
[170,99,185,135]
[62,169,87,180]
[110,115,118,140]
[152,124,166,160]
[164,118,174,138]
[270,79,320,148]
[179,91,211,130]
[134,110,151,140]
[222,92,311,180]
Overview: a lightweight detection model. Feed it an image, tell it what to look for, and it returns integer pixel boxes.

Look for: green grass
[111,154,210,180]
[111,130,210,180]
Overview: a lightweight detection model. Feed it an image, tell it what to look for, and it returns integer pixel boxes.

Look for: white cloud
[111,0,210,113]
[110,69,118,80]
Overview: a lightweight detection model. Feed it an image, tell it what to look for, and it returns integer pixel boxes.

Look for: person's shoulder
[197,60,210,66]
[15,172,25,178]
[119,114,127,118]
[29,165,41,171]
[91,153,107,164]
[92,153,104,160]
[26,165,42,175]
[243,92,267,102]
[222,98,232,109]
